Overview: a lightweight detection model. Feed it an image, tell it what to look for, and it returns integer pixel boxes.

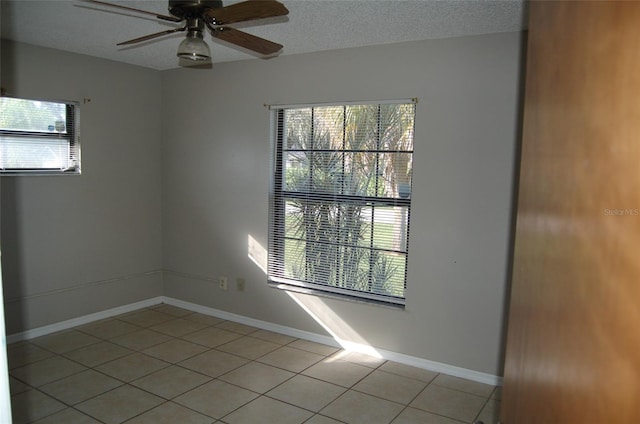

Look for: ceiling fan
[84,0,289,63]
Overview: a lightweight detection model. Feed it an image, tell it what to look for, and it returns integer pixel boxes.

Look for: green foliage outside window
[271,102,415,304]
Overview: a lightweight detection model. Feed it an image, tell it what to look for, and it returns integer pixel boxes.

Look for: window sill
[268,280,406,310]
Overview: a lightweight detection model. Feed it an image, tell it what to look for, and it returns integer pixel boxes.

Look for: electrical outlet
[218,276,228,290]
[236,278,246,292]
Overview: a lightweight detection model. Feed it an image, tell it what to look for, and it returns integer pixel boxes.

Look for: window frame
[0,96,81,176]
[268,99,416,307]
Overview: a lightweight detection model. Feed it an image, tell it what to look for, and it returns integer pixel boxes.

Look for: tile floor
[7,304,501,424]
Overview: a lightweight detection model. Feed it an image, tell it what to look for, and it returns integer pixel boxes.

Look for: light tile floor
[7,304,501,424]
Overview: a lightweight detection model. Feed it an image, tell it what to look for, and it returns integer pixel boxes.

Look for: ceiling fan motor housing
[168,0,223,19]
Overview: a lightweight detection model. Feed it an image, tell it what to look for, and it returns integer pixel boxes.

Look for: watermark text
[603,208,640,216]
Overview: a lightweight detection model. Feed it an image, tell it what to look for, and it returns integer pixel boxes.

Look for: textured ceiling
[1,0,527,70]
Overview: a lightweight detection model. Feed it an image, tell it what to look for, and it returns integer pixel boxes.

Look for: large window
[268,100,416,306]
[0,97,80,175]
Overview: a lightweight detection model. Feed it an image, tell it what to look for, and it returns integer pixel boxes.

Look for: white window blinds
[0,97,80,174]
[268,100,416,306]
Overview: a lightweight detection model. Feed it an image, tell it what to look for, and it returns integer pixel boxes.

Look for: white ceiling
[1,0,527,71]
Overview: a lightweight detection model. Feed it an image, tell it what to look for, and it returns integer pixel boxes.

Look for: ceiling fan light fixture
[177,30,211,61]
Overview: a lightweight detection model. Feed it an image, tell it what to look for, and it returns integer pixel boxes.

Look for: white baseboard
[162,297,503,386]
[6,295,502,386]
[6,297,164,344]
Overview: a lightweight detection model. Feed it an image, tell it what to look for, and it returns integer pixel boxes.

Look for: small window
[268,100,416,307]
[0,96,80,175]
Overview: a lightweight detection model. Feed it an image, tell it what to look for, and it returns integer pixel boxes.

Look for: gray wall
[0,32,521,376]
[0,41,164,334]
[161,32,522,376]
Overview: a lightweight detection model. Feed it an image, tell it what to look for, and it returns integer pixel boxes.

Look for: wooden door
[501,1,640,423]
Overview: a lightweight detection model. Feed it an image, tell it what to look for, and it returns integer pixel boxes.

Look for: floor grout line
[8,304,500,424]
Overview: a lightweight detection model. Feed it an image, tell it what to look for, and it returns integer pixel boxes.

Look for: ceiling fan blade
[117,26,186,46]
[82,0,182,22]
[211,26,283,55]
[205,0,289,25]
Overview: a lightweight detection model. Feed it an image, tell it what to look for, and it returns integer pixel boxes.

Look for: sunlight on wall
[286,291,382,359]
[247,233,380,358]
[248,234,268,274]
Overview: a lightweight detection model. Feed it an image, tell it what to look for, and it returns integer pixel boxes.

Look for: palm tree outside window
[268,100,416,307]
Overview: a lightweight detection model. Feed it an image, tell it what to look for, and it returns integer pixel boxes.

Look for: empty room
[6,1,636,424]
